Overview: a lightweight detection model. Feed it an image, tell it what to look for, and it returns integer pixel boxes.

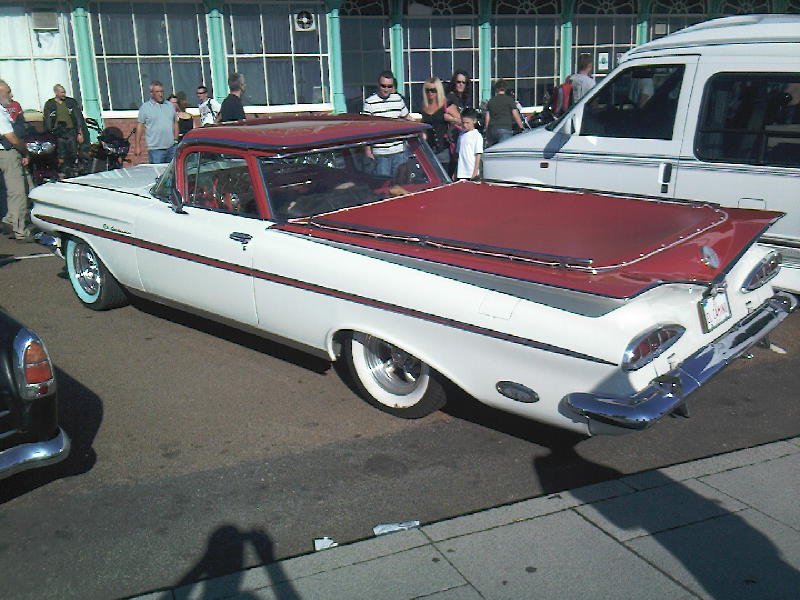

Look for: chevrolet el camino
[29,115,794,435]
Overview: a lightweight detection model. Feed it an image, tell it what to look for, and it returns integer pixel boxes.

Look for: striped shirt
[362,92,409,155]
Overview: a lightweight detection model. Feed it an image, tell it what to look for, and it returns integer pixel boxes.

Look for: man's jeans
[148,145,177,164]
[373,151,407,178]
[489,127,513,146]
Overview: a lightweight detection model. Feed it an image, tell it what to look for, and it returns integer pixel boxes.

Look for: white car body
[483,15,800,293]
[29,116,793,436]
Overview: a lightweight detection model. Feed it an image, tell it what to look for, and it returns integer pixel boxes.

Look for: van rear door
[555,56,698,197]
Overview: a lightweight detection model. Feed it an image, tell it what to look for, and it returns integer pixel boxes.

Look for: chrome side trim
[0,429,70,480]
[566,292,797,430]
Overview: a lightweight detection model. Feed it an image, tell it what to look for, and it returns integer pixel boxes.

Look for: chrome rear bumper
[0,428,71,480]
[566,293,796,430]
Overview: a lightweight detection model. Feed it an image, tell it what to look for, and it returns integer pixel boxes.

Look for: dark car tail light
[13,329,57,399]
[741,251,781,292]
[622,325,685,371]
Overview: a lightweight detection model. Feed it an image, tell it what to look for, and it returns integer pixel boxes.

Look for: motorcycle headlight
[741,251,781,292]
[26,141,41,154]
[101,141,118,154]
[622,325,685,371]
[39,141,55,153]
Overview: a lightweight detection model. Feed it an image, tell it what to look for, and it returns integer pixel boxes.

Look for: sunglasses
[455,80,467,84]
[196,91,207,95]
[425,88,437,93]
[379,83,394,89]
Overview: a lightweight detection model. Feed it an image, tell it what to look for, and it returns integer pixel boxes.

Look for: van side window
[580,65,685,140]
[696,73,800,168]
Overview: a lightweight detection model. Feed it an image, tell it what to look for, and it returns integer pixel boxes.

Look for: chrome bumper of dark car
[0,428,70,480]
[566,293,797,430]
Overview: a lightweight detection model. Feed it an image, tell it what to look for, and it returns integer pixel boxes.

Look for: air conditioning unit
[31,10,59,31]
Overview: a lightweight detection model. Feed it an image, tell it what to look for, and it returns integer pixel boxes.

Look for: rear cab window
[696,72,800,167]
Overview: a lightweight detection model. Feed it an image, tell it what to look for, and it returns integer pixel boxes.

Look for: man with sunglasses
[196,86,221,127]
[361,70,410,178]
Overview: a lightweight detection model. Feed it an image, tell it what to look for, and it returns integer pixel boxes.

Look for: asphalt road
[1,235,799,600]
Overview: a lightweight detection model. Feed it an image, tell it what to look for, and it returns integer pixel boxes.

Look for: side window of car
[151,160,176,202]
[183,151,260,217]
[580,64,685,140]
[696,73,800,167]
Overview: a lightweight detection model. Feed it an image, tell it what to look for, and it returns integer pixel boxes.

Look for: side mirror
[169,187,187,214]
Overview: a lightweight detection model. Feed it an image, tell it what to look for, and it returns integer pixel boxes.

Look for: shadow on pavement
[160,524,299,600]
[0,367,102,503]
[534,444,800,599]
[129,296,331,375]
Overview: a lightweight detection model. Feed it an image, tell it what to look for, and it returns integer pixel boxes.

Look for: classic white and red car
[29,115,794,435]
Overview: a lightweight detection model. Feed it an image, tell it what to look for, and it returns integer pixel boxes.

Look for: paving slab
[415,585,483,599]
[622,441,800,491]
[576,478,746,542]
[434,509,687,600]
[421,479,632,542]
[227,545,466,600]
[700,454,800,531]
[174,530,429,600]
[628,509,800,600]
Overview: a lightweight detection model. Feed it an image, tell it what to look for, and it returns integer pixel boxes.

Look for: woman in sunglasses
[419,77,450,165]
[444,70,473,176]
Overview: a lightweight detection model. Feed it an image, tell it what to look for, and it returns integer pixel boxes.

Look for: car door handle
[229,232,252,244]
[658,162,673,194]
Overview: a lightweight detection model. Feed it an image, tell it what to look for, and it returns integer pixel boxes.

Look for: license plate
[699,290,731,333]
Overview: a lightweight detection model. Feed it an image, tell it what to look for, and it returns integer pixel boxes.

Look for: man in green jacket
[42,84,87,175]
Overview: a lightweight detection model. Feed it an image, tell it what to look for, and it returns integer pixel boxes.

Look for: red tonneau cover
[276,182,781,299]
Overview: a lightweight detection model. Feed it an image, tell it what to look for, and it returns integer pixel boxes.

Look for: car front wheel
[344,332,447,419]
[65,238,128,310]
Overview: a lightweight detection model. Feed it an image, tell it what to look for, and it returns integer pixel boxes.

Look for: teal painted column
[560,2,574,82]
[478,0,491,105]
[390,0,404,90]
[205,1,228,103]
[326,1,346,113]
[636,0,651,46]
[70,1,102,138]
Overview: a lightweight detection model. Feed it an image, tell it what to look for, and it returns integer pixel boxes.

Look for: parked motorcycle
[84,118,136,172]
[23,124,60,185]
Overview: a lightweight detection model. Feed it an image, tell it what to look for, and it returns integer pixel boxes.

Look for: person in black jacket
[217,73,247,123]
[42,84,87,173]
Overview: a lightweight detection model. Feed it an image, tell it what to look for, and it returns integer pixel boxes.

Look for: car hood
[60,164,169,197]
[276,181,782,299]
[484,126,554,155]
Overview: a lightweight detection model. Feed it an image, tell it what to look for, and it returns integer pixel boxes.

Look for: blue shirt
[137,99,176,151]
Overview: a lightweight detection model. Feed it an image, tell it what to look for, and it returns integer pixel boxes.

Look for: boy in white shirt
[456,109,483,180]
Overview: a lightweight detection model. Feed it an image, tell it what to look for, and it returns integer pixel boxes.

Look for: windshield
[260,137,448,221]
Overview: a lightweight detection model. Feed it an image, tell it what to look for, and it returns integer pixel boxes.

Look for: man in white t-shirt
[570,54,596,104]
[196,85,221,126]
[456,109,483,180]
[362,70,411,178]
[0,79,34,241]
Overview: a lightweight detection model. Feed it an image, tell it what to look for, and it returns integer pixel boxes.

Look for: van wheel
[344,333,446,419]
[65,238,128,310]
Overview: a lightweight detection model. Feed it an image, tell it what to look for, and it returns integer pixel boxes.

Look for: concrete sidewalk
[135,437,800,600]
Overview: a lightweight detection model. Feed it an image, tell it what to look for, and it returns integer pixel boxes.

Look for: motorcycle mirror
[169,186,187,214]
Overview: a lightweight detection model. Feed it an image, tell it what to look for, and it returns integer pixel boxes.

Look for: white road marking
[0,252,58,265]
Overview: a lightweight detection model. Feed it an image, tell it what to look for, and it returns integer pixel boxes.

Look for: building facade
[1,0,798,131]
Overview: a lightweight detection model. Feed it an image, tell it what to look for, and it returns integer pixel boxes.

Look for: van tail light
[13,328,57,399]
[622,325,685,371]
[741,251,781,292]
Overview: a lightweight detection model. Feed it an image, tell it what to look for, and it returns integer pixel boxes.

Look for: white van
[483,15,800,292]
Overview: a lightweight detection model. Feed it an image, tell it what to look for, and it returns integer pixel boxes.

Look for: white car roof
[625,14,800,58]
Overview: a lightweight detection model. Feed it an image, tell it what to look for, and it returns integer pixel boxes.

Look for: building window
[223,1,330,107]
[341,1,391,113]
[696,72,800,167]
[573,0,636,81]
[402,0,478,112]
[90,1,211,112]
[0,3,79,111]
[649,0,706,40]
[788,0,800,13]
[719,0,772,13]
[492,0,560,108]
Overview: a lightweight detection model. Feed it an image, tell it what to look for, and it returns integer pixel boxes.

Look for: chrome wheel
[361,335,427,397]
[71,244,102,297]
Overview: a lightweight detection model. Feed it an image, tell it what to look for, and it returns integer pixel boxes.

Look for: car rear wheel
[344,332,447,419]
[65,238,128,310]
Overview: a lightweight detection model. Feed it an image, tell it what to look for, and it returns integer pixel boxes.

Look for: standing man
[217,73,246,123]
[570,54,596,104]
[134,80,178,164]
[42,84,86,174]
[484,79,525,146]
[0,79,34,241]
[196,85,221,126]
[361,70,410,177]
